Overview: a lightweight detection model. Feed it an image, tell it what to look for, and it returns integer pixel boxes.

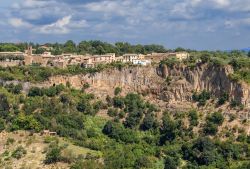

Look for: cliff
[46,64,250,107]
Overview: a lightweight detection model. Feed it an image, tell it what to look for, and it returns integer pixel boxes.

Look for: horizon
[1,0,250,50]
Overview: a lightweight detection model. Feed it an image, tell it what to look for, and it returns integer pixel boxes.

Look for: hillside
[0,50,249,169]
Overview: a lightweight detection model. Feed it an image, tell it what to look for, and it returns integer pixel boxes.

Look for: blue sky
[1,0,250,50]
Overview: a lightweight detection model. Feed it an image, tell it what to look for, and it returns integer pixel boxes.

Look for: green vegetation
[0,41,167,56]
[44,143,63,164]
[192,90,211,106]
[160,50,250,84]
[217,92,229,105]
[204,112,224,135]
[0,46,249,168]
[114,87,122,96]
[0,62,131,83]
[11,146,27,159]
[0,83,248,168]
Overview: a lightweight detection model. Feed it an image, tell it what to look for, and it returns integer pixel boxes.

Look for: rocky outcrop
[46,64,250,107]
[159,64,250,106]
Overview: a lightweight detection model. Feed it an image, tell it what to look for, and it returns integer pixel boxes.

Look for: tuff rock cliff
[46,64,250,107]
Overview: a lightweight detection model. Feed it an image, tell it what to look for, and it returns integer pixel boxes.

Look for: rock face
[46,64,250,107]
[159,64,250,107]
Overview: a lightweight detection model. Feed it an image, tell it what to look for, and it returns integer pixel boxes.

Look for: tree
[217,92,229,105]
[188,110,199,126]
[164,156,179,169]
[28,87,44,97]
[0,118,5,132]
[207,112,224,125]
[77,99,95,115]
[113,97,124,108]
[182,137,223,166]
[248,51,250,57]
[0,94,10,118]
[140,113,158,131]
[160,113,177,144]
[64,40,76,53]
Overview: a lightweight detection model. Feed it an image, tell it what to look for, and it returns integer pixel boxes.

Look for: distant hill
[240,47,250,52]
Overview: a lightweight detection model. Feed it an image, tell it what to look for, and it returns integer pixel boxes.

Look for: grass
[59,138,102,157]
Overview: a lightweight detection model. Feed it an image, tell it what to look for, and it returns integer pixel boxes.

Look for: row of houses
[0,46,190,68]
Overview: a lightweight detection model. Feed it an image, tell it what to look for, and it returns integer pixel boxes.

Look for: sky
[0,0,250,50]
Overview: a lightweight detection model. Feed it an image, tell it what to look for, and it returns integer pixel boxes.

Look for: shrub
[107,108,118,117]
[204,112,224,135]
[0,118,5,132]
[114,87,122,95]
[44,143,62,164]
[0,94,10,118]
[103,121,139,143]
[83,83,90,90]
[28,87,44,97]
[11,146,27,159]
[188,110,199,126]
[217,92,229,105]
[6,138,15,145]
[140,113,158,131]
[164,156,179,169]
[192,90,211,106]
[204,121,218,135]
[113,96,124,108]
[207,112,224,125]
[230,99,242,108]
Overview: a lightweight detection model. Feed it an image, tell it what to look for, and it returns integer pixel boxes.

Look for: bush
[0,118,5,132]
[5,83,23,94]
[192,90,211,106]
[207,112,224,125]
[11,146,27,159]
[188,110,199,126]
[6,138,15,145]
[77,99,95,115]
[28,87,44,97]
[0,94,10,118]
[204,121,218,135]
[230,99,242,108]
[217,92,229,105]
[103,121,139,143]
[107,108,118,117]
[113,96,124,108]
[114,87,122,95]
[140,113,158,131]
[44,143,62,164]
[164,156,179,169]
[204,112,224,135]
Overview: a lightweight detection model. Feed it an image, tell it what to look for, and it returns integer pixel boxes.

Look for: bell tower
[27,45,33,55]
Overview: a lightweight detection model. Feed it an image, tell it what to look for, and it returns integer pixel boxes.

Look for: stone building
[168,52,189,60]
[122,54,145,62]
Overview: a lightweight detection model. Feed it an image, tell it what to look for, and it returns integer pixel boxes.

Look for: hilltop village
[0,45,189,68]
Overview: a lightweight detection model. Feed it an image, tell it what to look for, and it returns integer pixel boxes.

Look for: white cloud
[224,17,250,28]
[212,0,230,7]
[8,18,32,28]
[36,15,72,34]
[13,0,51,9]
[34,15,88,34]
